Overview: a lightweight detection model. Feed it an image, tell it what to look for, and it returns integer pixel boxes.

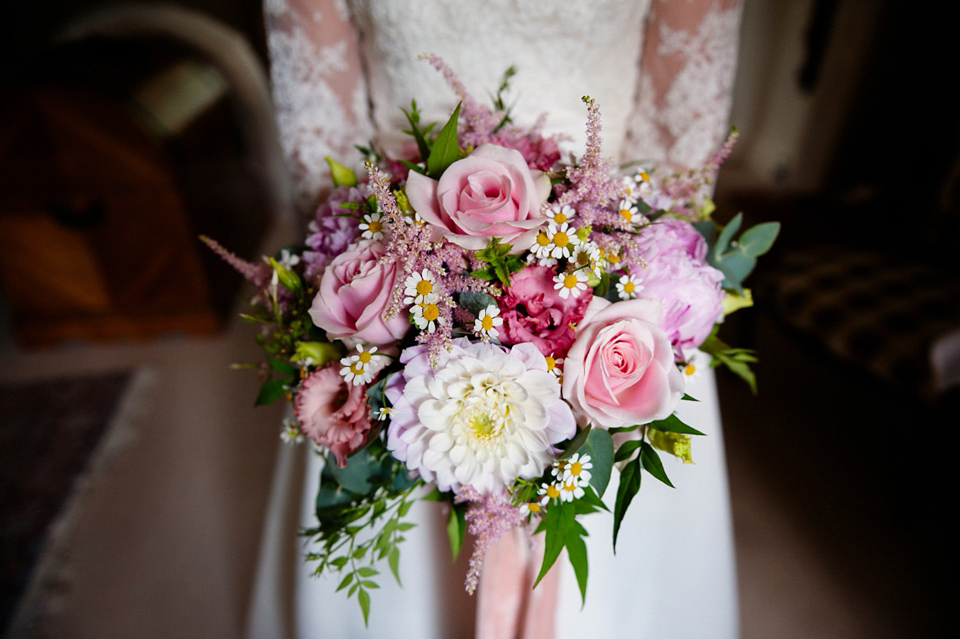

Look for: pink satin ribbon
[475,527,561,639]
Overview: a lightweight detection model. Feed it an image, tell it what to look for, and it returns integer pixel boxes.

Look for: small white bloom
[538,482,564,506]
[616,273,644,300]
[339,344,381,385]
[521,501,544,517]
[359,212,386,240]
[404,269,437,306]
[412,301,444,333]
[530,228,555,260]
[375,406,393,421]
[562,453,593,487]
[559,480,584,502]
[474,305,503,340]
[545,355,563,380]
[277,249,301,268]
[545,203,576,226]
[619,198,640,225]
[280,417,304,444]
[553,269,588,299]
[622,174,639,199]
[546,222,579,259]
[570,241,603,278]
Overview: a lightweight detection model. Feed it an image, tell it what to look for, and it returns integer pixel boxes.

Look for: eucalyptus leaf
[560,425,592,460]
[458,291,499,316]
[583,428,614,497]
[738,221,781,257]
[717,252,757,291]
[713,212,742,260]
[326,448,380,495]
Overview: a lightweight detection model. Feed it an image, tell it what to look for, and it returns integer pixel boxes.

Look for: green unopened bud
[268,258,301,293]
[722,288,753,315]
[698,197,716,219]
[648,429,694,464]
[292,341,340,367]
[394,189,413,215]
[326,156,357,187]
[575,225,593,242]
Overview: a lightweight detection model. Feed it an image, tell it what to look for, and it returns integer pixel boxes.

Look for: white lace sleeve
[624,0,743,170]
[263,0,373,211]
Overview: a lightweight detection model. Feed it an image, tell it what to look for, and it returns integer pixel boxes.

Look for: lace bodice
[263,0,742,211]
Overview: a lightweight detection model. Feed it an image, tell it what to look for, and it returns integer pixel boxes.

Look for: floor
[0,231,950,637]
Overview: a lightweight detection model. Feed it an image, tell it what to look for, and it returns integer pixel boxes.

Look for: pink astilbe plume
[657,128,739,220]
[199,236,272,289]
[454,486,525,595]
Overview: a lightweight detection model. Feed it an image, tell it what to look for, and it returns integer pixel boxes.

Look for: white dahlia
[385,339,576,494]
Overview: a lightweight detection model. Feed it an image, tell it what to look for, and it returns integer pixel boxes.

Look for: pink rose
[562,297,685,431]
[499,265,590,357]
[309,240,409,346]
[295,366,373,467]
[405,144,551,252]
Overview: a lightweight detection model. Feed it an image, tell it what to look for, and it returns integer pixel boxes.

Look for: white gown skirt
[246,367,739,639]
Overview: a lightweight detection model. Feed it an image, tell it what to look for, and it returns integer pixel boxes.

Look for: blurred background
[1,1,957,637]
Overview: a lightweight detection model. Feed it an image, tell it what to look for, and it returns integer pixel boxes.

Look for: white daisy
[545,204,576,226]
[553,269,588,299]
[339,344,381,385]
[474,305,503,340]
[404,269,437,306]
[359,212,386,241]
[412,301,444,333]
[375,406,393,421]
[616,273,644,300]
[521,501,544,517]
[561,453,593,487]
[570,241,603,278]
[545,355,563,380]
[546,222,579,259]
[538,482,564,506]
[619,198,640,225]
[559,479,584,502]
[277,248,300,268]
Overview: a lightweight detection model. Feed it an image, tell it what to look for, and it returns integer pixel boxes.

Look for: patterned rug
[0,371,133,633]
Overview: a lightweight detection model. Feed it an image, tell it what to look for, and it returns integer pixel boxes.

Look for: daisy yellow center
[685,364,697,376]
[556,460,567,473]
[620,209,633,222]
[553,212,568,224]
[358,351,372,363]
[553,231,570,248]
[563,481,577,492]
[563,273,579,289]
[481,316,494,330]
[570,461,583,476]
[422,304,440,322]
[536,232,551,247]
[350,362,365,375]
[416,279,433,296]
[607,253,621,264]
[546,484,561,499]
[624,281,635,293]
[545,356,556,371]
[368,220,383,233]
[576,252,590,267]
[527,503,541,513]
[640,171,650,181]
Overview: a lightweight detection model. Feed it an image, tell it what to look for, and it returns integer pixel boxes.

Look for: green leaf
[427,102,462,178]
[713,212,742,259]
[646,413,705,436]
[639,442,674,488]
[398,499,414,517]
[566,524,589,606]
[613,458,641,550]
[583,428,614,497]
[254,379,287,406]
[717,252,757,291]
[292,341,341,366]
[388,547,402,586]
[326,448,380,495]
[400,101,431,161]
[357,588,371,626]
[682,393,699,402]
[336,573,354,592]
[738,221,780,257]
[534,501,575,588]
[447,501,467,561]
[458,291,499,316]
[326,156,357,187]
[607,423,640,435]
[559,425,592,460]
[614,439,642,463]
[267,357,297,376]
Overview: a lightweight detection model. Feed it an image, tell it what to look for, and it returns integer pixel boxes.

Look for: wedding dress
[248,1,743,637]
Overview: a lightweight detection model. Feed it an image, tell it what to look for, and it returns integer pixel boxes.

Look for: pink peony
[633,219,725,358]
[405,144,551,252]
[562,297,685,431]
[308,239,409,346]
[295,366,373,467]
[498,265,590,357]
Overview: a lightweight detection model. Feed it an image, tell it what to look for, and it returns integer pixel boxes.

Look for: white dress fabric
[249,1,743,637]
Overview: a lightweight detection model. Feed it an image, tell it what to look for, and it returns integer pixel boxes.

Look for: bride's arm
[263,0,372,210]
[624,0,743,170]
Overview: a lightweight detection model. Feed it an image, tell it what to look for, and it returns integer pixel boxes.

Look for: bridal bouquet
[205,57,777,623]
